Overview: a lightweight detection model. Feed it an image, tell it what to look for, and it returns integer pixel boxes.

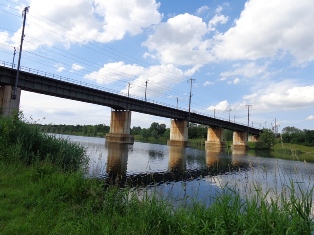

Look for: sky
[1,0,314,131]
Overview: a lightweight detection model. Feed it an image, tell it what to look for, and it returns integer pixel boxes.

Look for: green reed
[0,112,87,171]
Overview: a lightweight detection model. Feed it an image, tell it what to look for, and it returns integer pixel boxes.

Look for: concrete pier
[232,131,248,150]
[0,85,21,116]
[205,127,225,150]
[248,135,259,142]
[105,110,134,144]
[167,119,190,147]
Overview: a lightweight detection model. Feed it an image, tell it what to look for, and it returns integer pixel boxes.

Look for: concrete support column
[248,135,259,142]
[0,85,21,116]
[205,127,225,150]
[167,119,190,147]
[232,131,248,150]
[105,110,134,144]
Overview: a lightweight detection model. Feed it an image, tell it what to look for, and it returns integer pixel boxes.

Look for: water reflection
[105,142,132,185]
[205,149,221,167]
[168,145,186,172]
[61,134,313,216]
[232,148,247,166]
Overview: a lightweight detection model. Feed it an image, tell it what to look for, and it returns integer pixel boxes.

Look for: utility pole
[234,115,236,123]
[144,80,148,101]
[245,104,252,139]
[264,121,267,129]
[176,97,178,109]
[214,109,215,118]
[187,78,196,126]
[12,47,17,69]
[128,83,131,97]
[12,6,29,100]
[228,108,232,122]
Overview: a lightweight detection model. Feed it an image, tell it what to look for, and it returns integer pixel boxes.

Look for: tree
[256,129,276,149]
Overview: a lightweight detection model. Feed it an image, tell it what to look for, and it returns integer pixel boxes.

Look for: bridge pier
[105,110,134,144]
[167,120,190,147]
[205,127,225,150]
[248,135,259,142]
[232,131,248,150]
[0,85,21,116]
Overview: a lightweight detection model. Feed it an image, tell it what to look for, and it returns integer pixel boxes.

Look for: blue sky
[1,0,314,131]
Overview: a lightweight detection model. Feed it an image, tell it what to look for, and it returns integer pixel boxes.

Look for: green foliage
[188,123,207,139]
[36,123,110,137]
[282,126,314,146]
[0,112,87,171]
[0,161,313,234]
[223,129,233,141]
[256,128,277,149]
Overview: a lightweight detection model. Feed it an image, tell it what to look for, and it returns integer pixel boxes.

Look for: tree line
[281,126,314,146]
[35,122,234,140]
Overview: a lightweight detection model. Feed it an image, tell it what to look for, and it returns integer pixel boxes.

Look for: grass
[0,113,313,234]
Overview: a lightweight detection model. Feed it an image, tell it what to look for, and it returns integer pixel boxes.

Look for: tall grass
[0,112,87,171]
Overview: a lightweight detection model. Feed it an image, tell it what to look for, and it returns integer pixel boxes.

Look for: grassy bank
[0,114,313,234]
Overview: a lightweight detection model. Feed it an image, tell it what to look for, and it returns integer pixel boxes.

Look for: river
[58,134,314,211]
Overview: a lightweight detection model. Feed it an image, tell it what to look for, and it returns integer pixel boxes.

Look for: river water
[59,134,314,211]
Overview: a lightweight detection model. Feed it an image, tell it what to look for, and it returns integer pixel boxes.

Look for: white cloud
[1,0,162,50]
[196,6,209,15]
[212,0,314,64]
[143,13,214,65]
[72,63,84,71]
[85,62,199,98]
[55,64,65,72]
[243,80,314,111]
[203,81,214,86]
[84,61,145,84]
[207,100,230,111]
[306,115,314,121]
[220,62,269,79]
[233,78,240,84]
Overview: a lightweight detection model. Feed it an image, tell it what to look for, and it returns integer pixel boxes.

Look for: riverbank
[1,115,313,234]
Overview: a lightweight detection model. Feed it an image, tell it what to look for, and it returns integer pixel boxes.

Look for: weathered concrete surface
[167,119,190,147]
[248,135,259,142]
[232,131,248,150]
[105,110,134,144]
[0,85,21,116]
[205,127,225,150]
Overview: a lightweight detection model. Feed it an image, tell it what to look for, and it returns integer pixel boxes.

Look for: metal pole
[128,83,130,97]
[187,78,196,126]
[12,47,17,69]
[12,6,29,100]
[145,80,148,101]
[245,104,252,140]
[176,97,178,109]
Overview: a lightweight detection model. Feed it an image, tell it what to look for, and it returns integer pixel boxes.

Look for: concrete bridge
[0,64,261,149]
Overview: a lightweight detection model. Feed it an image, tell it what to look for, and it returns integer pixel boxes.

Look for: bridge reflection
[104,143,250,188]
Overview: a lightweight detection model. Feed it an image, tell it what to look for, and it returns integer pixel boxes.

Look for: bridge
[0,64,261,149]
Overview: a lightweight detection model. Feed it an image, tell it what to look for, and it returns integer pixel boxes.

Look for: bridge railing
[1,60,256,129]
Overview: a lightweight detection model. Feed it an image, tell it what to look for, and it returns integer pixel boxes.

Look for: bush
[0,112,87,171]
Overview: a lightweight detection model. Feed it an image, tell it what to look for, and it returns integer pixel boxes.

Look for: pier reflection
[106,142,132,184]
[168,145,186,172]
[232,148,247,166]
[205,149,221,167]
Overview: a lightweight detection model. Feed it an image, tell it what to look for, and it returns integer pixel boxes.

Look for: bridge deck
[0,65,261,135]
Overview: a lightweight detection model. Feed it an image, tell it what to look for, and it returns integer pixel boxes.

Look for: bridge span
[0,64,261,148]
